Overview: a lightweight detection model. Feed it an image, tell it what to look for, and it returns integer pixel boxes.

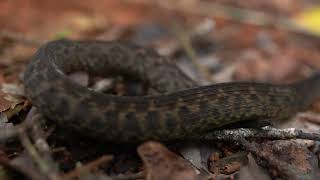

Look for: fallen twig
[201,126,320,141]
[14,107,62,180]
[171,20,212,81]
[0,154,46,180]
[62,155,113,180]
[18,131,61,180]
[29,108,61,180]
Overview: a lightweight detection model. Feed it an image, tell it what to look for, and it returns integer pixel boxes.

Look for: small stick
[29,108,61,180]
[18,131,61,180]
[0,155,45,180]
[17,107,62,180]
[202,127,320,141]
[62,155,113,180]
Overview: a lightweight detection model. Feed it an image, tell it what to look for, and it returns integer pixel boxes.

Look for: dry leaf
[138,141,203,180]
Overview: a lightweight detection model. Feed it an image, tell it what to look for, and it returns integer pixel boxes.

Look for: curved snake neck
[23,40,320,142]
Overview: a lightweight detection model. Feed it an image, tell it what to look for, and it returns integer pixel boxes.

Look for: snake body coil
[23,40,320,142]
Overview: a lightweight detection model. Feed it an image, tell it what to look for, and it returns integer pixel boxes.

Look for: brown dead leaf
[209,151,248,175]
[138,141,203,180]
[0,83,26,118]
[1,83,25,97]
[0,90,12,113]
[0,74,10,112]
[251,140,320,179]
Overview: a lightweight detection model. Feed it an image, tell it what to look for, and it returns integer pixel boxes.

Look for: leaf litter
[0,0,320,179]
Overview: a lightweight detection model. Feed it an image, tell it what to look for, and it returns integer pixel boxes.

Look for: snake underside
[23,40,320,142]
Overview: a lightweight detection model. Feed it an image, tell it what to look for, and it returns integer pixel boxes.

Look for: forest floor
[1,0,320,179]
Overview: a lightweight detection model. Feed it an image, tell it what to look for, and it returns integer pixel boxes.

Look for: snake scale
[23,40,320,142]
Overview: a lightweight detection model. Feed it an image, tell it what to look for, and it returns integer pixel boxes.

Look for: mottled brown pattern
[23,40,320,142]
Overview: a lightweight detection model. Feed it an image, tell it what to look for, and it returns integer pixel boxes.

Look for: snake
[23,39,320,142]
